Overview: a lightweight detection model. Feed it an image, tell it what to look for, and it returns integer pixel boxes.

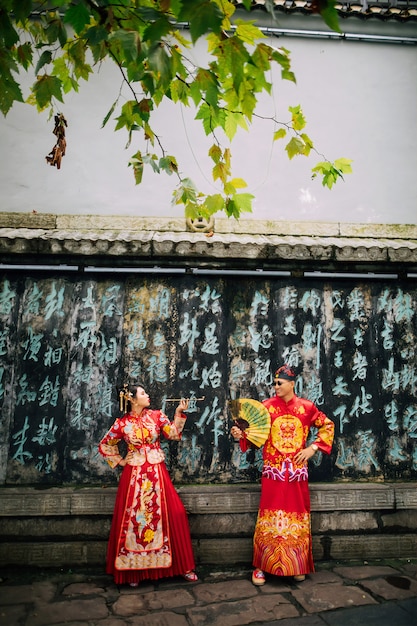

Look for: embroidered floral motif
[263,460,308,482]
[253,508,312,576]
[271,414,304,454]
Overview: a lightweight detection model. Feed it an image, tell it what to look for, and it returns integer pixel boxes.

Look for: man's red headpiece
[274,365,296,381]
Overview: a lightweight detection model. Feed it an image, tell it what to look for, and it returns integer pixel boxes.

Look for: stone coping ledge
[0,212,416,239]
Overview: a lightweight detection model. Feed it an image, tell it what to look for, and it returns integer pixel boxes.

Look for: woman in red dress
[231,365,334,586]
[99,383,197,587]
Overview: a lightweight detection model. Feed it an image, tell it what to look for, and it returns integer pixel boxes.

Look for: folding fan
[229,398,271,447]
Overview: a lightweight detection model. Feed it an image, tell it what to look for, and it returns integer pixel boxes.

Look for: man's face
[273,378,295,401]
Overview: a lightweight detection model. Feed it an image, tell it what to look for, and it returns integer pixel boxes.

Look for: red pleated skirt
[106,462,195,585]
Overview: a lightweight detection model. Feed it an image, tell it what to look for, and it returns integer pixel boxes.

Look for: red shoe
[252,569,266,586]
[183,571,198,582]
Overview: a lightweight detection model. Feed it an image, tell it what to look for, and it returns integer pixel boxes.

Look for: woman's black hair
[118,382,147,413]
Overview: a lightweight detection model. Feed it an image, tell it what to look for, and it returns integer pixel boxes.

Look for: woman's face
[133,386,150,408]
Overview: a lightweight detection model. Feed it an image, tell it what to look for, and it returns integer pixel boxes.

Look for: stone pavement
[0,559,416,626]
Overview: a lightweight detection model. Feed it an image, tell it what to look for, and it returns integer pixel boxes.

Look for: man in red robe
[231,364,334,585]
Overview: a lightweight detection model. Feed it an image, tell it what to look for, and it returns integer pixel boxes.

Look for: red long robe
[98,409,195,585]
[242,394,334,577]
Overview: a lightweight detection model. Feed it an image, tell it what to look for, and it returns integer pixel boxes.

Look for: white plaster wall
[0,34,415,224]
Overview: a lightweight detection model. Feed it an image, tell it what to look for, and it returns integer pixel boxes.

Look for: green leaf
[311,161,339,188]
[16,43,33,70]
[232,192,254,214]
[235,20,264,45]
[109,30,140,64]
[213,161,228,183]
[225,195,252,219]
[12,0,32,24]
[169,78,189,104]
[63,3,92,35]
[228,110,247,137]
[128,150,144,185]
[0,9,19,48]
[195,68,219,108]
[115,100,140,131]
[184,200,204,220]
[289,104,306,131]
[270,47,297,83]
[189,81,201,107]
[312,157,353,188]
[203,193,225,216]
[0,73,24,115]
[285,137,305,160]
[45,15,68,47]
[300,133,313,156]
[334,157,353,174]
[143,153,161,173]
[224,197,237,219]
[282,69,296,83]
[172,177,199,206]
[224,111,238,140]
[195,103,225,135]
[35,50,52,74]
[208,144,222,164]
[102,100,118,128]
[223,181,237,195]
[147,41,173,87]
[52,57,73,93]
[220,37,247,94]
[159,155,178,175]
[273,128,286,141]
[179,0,224,43]
[230,178,247,189]
[32,75,64,110]
[239,88,257,121]
[85,25,108,47]
[252,44,271,72]
[320,3,342,34]
[143,15,171,43]
[66,39,92,81]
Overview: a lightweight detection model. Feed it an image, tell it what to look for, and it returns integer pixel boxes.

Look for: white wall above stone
[0,33,415,224]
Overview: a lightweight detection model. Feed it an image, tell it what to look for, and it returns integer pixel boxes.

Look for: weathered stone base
[0,483,416,568]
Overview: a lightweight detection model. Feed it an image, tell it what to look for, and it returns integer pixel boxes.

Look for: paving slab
[360,575,417,601]
[291,582,377,613]
[186,595,300,626]
[61,581,107,596]
[129,612,189,626]
[401,563,417,578]
[25,596,109,626]
[192,579,257,603]
[398,597,417,619]
[0,603,28,624]
[263,617,326,626]
[320,601,415,626]
[37,622,123,626]
[0,581,56,605]
[294,571,344,586]
[97,620,132,626]
[332,565,399,580]
[112,587,194,616]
